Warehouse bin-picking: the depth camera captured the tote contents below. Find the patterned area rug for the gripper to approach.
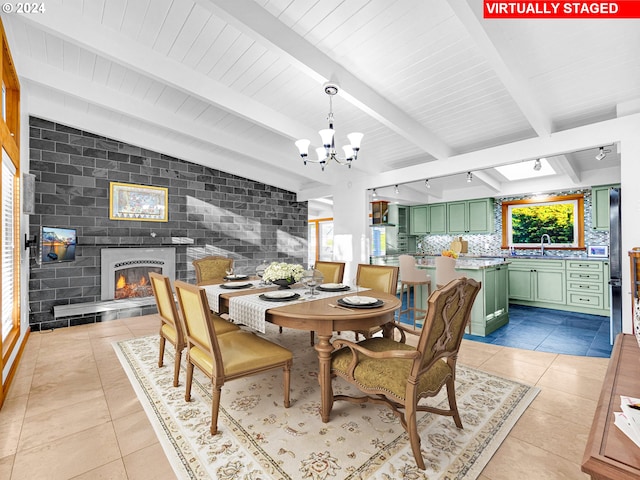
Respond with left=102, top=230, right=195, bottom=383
left=114, top=325, right=539, bottom=479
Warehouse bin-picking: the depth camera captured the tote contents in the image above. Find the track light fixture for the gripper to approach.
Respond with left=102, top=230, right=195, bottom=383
left=466, top=172, right=473, bottom=183
left=425, top=179, right=431, bottom=189
left=394, top=184, right=399, bottom=194
left=533, top=158, right=542, bottom=171
left=372, top=188, right=377, bottom=197
left=595, top=147, right=608, bottom=161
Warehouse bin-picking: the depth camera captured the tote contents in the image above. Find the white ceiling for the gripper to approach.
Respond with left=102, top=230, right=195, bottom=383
left=3, top=0, right=637, bottom=212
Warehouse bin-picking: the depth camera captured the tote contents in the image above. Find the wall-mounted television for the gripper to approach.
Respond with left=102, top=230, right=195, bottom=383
left=41, top=226, right=77, bottom=263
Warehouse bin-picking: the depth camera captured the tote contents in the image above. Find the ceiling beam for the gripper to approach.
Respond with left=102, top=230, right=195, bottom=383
left=548, top=155, right=581, bottom=184
left=449, top=0, right=552, bottom=137
left=472, top=170, right=502, bottom=192
left=203, top=0, right=453, bottom=160
left=11, top=9, right=318, bottom=141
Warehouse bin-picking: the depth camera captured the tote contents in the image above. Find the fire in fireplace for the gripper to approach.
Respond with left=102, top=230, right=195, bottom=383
left=114, top=265, right=162, bottom=299
left=101, top=248, right=176, bottom=301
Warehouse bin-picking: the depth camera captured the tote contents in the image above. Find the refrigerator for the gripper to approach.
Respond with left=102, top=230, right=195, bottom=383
left=609, top=187, right=623, bottom=343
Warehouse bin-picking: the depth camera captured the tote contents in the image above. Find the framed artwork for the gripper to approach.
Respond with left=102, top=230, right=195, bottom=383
left=109, top=182, right=168, bottom=222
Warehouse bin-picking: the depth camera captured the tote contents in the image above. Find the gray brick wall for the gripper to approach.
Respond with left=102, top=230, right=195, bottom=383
left=28, top=116, right=308, bottom=331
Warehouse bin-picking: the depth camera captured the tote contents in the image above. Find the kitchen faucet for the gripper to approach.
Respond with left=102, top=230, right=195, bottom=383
left=540, top=234, right=551, bottom=256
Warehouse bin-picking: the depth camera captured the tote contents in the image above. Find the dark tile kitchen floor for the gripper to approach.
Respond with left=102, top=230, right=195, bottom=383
left=398, top=294, right=612, bottom=358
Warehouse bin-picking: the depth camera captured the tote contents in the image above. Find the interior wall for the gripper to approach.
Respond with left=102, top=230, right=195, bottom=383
left=27, top=116, right=308, bottom=331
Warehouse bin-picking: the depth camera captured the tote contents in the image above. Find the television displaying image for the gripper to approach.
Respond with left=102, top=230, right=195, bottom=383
left=41, top=226, right=77, bottom=263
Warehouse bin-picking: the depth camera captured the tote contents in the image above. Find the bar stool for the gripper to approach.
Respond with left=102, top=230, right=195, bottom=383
left=399, top=255, right=432, bottom=329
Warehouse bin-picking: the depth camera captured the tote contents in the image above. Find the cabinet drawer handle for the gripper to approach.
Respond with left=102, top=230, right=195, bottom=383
left=579, top=298, right=591, bottom=302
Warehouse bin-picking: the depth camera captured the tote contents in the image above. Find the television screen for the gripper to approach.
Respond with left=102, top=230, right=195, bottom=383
left=41, top=226, right=77, bottom=263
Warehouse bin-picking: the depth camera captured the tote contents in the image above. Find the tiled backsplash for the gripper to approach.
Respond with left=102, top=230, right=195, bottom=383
left=417, top=189, right=609, bottom=257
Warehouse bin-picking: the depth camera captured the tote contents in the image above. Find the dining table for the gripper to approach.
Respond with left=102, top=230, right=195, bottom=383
left=201, top=279, right=401, bottom=422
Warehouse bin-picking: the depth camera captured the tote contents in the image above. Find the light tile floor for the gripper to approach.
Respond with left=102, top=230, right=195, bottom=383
left=0, top=315, right=607, bottom=479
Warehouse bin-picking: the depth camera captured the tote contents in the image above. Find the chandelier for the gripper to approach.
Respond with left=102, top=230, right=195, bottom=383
left=294, top=83, right=363, bottom=171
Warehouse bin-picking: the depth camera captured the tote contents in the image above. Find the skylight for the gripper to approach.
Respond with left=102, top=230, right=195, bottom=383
left=495, top=159, right=555, bottom=181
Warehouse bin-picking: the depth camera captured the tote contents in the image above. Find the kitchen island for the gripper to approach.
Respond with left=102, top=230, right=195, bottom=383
left=415, top=257, right=510, bottom=337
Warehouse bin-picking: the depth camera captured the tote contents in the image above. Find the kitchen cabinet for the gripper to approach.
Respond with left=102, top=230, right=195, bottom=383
left=566, top=260, right=604, bottom=310
left=409, top=205, right=428, bottom=235
left=428, top=203, right=447, bottom=234
left=508, top=259, right=565, bottom=305
left=509, top=258, right=610, bottom=316
left=388, top=204, right=409, bottom=234
left=446, top=198, right=494, bottom=234
left=591, top=184, right=619, bottom=231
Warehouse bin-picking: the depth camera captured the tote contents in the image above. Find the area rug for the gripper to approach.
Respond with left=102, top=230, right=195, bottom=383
left=113, top=326, right=539, bottom=479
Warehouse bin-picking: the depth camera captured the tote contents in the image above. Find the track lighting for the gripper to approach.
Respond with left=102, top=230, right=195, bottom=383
left=394, top=184, right=399, bottom=194
left=533, top=159, right=542, bottom=171
left=466, top=172, right=473, bottom=183
left=425, top=179, right=430, bottom=189
left=372, top=188, right=377, bottom=197
left=595, top=147, right=607, bottom=161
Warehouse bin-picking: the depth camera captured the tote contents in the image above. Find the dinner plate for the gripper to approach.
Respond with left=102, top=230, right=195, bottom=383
left=317, top=283, right=350, bottom=292
left=259, top=292, right=300, bottom=302
left=219, top=282, right=252, bottom=289
left=224, top=274, right=249, bottom=281
left=337, top=296, right=384, bottom=309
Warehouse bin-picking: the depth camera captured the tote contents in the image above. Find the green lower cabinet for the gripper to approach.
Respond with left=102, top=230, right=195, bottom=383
left=508, top=258, right=609, bottom=316
left=415, top=264, right=509, bottom=337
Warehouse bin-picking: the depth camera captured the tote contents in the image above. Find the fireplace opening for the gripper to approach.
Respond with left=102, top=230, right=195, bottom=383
left=101, top=248, right=176, bottom=301
left=114, top=265, right=162, bottom=299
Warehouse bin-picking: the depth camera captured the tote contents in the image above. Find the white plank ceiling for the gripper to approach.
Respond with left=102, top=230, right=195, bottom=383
left=2, top=0, right=637, bottom=205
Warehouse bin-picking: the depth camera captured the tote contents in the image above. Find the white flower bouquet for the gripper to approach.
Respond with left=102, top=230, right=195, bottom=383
left=262, top=262, right=305, bottom=283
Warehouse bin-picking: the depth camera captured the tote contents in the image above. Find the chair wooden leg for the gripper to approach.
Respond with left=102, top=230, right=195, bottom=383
left=446, top=378, right=463, bottom=428
left=185, top=361, right=194, bottom=402
left=211, top=383, right=222, bottom=435
left=279, top=326, right=283, bottom=333
left=172, top=348, right=182, bottom=387
left=310, top=331, right=315, bottom=346
left=406, top=401, right=425, bottom=470
left=283, top=361, right=291, bottom=408
left=158, top=336, right=166, bottom=367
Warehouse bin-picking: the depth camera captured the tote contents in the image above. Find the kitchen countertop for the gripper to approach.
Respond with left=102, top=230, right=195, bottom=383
left=416, top=257, right=509, bottom=270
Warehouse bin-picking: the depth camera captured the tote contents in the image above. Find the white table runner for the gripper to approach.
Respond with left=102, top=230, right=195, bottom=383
left=201, top=282, right=260, bottom=313
left=229, top=286, right=366, bottom=333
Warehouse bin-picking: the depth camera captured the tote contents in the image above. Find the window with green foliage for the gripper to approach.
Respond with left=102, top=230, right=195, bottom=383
left=501, top=194, right=585, bottom=249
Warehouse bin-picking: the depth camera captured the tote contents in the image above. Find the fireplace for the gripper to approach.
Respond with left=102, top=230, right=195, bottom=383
left=101, top=248, right=176, bottom=300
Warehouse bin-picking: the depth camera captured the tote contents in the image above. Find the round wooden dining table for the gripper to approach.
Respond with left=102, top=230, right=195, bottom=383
left=217, top=288, right=401, bottom=423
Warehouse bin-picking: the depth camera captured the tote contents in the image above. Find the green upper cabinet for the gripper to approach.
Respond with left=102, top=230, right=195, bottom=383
left=591, top=184, right=619, bottom=231
left=388, top=204, right=409, bottom=233
left=428, top=203, right=447, bottom=234
left=447, top=198, right=494, bottom=234
left=409, top=205, right=428, bottom=235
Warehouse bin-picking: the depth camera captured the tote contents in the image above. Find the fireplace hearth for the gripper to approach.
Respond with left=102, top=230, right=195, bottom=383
left=101, top=248, right=176, bottom=301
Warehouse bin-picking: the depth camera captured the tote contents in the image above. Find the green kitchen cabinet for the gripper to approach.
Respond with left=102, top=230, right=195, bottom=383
left=388, top=204, right=409, bottom=234
left=409, top=205, right=428, bottom=235
left=428, top=203, right=447, bottom=234
left=484, top=264, right=509, bottom=320
left=508, top=259, right=565, bottom=305
left=591, top=184, right=620, bottom=231
left=446, top=198, right=494, bottom=234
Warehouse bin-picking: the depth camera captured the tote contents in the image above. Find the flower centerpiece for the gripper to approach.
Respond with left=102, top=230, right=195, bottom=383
left=262, top=262, right=305, bottom=289
left=441, top=249, right=459, bottom=259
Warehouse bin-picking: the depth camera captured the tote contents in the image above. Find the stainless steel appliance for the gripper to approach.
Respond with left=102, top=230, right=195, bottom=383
left=609, top=187, right=622, bottom=343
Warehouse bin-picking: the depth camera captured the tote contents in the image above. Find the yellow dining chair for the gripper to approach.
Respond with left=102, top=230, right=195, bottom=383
left=149, top=273, right=240, bottom=387
left=192, top=256, right=234, bottom=284
left=352, top=264, right=399, bottom=340
left=174, top=280, right=293, bottom=435
left=330, top=277, right=481, bottom=470
left=314, top=261, right=345, bottom=284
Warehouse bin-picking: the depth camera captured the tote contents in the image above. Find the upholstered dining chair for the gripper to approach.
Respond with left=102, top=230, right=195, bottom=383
left=330, top=277, right=481, bottom=470
left=149, top=272, right=240, bottom=387
left=314, top=261, right=345, bottom=284
left=174, top=280, right=293, bottom=435
left=192, top=256, right=234, bottom=284
left=352, top=264, right=399, bottom=340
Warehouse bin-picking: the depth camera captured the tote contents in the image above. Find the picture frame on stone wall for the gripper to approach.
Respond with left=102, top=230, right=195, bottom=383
left=109, top=182, right=168, bottom=222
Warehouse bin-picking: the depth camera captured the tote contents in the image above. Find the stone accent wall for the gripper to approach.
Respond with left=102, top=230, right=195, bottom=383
left=28, top=116, right=308, bottom=331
